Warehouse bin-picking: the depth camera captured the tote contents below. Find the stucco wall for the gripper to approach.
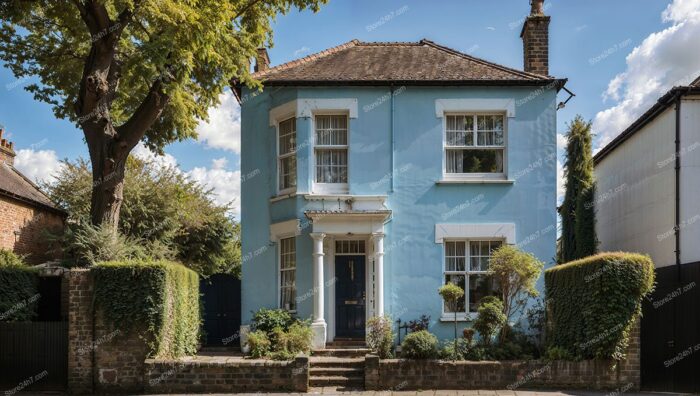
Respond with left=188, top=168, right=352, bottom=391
left=241, top=85, right=557, bottom=340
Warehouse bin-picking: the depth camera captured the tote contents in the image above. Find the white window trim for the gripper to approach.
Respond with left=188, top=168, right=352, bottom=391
left=440, top=112, right=508, bottom=182
left=276, top=117, right=297, bottom=196
left=278, top=236, right=297, bottom=313
left=313, top=111, right=350, bottom=194
left=435, top=223, right=515, bottom=244
left=440, top=238, right=504, bottom=321
left=435, top=98, right=516, bottom=118
left=269, top=98, right=358, bottom=126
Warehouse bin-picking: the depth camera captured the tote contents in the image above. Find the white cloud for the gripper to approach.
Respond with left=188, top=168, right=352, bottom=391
left=196, top=91, right=241, bottom=153
left=188, top=160, right=241, bottom=217
left=557, top=159, right=565, bottom=203
left=131, top=142, right=178, bottom=169
left=593, top=0, right=700, bottom=150
left=14, top=149, right=64, bottom=184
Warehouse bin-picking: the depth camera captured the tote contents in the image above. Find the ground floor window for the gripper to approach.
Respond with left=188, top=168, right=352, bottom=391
left=279, top=237, right=296, bottom=311
left=444, top=240, right=501, bottom=314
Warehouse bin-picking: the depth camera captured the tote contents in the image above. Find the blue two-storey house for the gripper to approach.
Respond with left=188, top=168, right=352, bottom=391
left=235, top=2, right=566, bottom=349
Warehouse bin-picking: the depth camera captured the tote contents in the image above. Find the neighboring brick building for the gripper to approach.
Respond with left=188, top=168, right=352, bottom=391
left=0, top=128, right=66, bottom=264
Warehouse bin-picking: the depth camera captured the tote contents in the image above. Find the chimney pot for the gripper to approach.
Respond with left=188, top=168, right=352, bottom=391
left=531, top=0, right=545, bottom=15
left=254, top=48, right=270, bottom=73
left=0, top=128, right=16, bottom=166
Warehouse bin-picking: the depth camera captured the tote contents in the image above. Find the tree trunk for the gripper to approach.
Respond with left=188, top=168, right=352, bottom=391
left=87, top=129, right=128, bottom=231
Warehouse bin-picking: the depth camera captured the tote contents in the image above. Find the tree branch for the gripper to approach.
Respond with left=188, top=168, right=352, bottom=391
left=116, top=78, right=170, bottom=149
left=233, top=0, right=268, bottom=19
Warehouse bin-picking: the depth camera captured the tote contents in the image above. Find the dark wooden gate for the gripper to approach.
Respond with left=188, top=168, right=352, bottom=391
left=641, top=262, right=700, bottom=393
left=201, top=274, right=241, bottom=347
left=0, top=321, right=68, bottom=391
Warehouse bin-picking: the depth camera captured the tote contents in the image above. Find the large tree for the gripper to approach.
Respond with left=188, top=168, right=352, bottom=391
left=0, top=0, right=324, bottom=231
left=559, top=115, right=597, bottom=263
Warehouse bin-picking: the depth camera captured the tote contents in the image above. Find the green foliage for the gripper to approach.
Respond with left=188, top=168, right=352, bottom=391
left=401, top=330, right=438, bottom=359
left=439, top=282, right=464, bottom=344
left=0, top=249, right=26, bottom=267
left=276, top=321, right=312, bottom=357
left=246, top=330, right=272, bottom=358
left=560, top=115, right=597, bottom=263
left=544, top=346, right=574, bottom=361
left=575, top=183, right=598, bottom=259
left=473, top=296, right=506, bottom=346
left=366, top=315, right=394, bottom=359
left=545, top=252, right=654, bottom=360
left=45, top=157, right=241, bottom=276
left=93, top=260, right=200, bottom=358
left=250, top=308, right=295, bottom=336
left=438, top=338, right=469, bottom=360
left=489, top=245, right=544, bottom=337
left=0, top=252, right=38, bottom=322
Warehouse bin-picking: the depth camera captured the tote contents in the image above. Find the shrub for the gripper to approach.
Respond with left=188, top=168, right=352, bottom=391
left=462, top=328, right=475, bottom=344
left=401, top=330, right=438, bottom=359
left=0, top=251, right=38, bottom=322
left=58, top=222, right=151, bottom=266
left=439, top=282, right=464, bottom=345
left=473, top=296, right=506, bottom=346
left=488, top=245, right=543, bottom=340
left=544, top=346, right=574, bottom=361
left=406, top=315, right=431, bottom=333
left=93, top=260, right=200, bottom=358
left=247, top=330, right=271, bottom=358
left=251, top=308, right=295, bottom=337
left=366, top=315, right=394, bottom=358
left=278, top=321, right=313, bottom=355
left=439, top=338, right=468, bottom=360
left=545, top=252, right=654, bottom=360
left=0, top=249, right=26, bottom=267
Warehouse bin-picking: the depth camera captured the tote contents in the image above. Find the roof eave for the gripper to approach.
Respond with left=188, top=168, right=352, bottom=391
left=253, top=78, right=566, bottom=88
left=593, top=86, right=700, bottom=165
left=0, top=188, right=68, bottom=217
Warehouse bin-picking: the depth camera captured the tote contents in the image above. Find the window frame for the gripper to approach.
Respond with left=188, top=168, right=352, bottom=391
left=313, top=111, right=350, bottom=194
left=441, top=238, right=503, bottom=321
left=276, top=116, right=297, bottom=196
left=278, top=236, right=297, bottom=313
left=441, top=112, right=508, bottom=181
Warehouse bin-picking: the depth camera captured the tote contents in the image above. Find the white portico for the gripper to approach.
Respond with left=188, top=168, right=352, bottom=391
left=304, top=195, right=390, bottom=349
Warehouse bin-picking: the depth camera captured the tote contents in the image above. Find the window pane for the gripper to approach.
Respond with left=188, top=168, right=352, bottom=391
left=445, top=149, right=503, bottom=173
left=469, top=275, right=499, bottom=313
left=446, top=115, right=474, bottom=147
left=315, top=149, right=348, bottom=183
left=279, top=156, right=297, bottom=190
left=315, top=115, right=347, bottom=146
left=444, top=275, right=466, bottom=313
left=476, top=115, right=504, bottom=147
left=278, top=118, right=296, bottom=155
left=280, top=237, right=296, bottom=311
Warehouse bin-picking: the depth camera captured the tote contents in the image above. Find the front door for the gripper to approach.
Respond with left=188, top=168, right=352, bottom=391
left=201, top=274, right=241, bottom=346
left=335, top=255, right=366, bottom=338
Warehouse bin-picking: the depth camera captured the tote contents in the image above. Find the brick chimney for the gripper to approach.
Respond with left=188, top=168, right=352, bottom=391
left=521, top=0, right=550, bottom=76
left=254, top=48, right=270, bottom=73
left=0, top=128, right=15, bottom=166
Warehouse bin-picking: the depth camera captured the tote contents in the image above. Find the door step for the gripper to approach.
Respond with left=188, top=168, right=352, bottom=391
left=312, top=348, right=370, bottom=358
left=309, top=357, right=365, bottom=389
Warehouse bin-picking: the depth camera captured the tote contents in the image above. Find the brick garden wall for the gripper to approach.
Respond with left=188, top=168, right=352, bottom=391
left=366, top=320, right=641, bottom=391
left=67, top=269, right=151, bottom=395
left=0, top=196, right=64, bottom=264
left=144, top=355, right=309, bottom=393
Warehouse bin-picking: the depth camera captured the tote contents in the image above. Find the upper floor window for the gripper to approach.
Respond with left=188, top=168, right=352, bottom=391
left=315, top=114, right=348, bottom=185
left=444, top=114, right=505, bottom=175
left=443, top=240, right=501, bottom=315
left=277, top=118, right=297, bottom=192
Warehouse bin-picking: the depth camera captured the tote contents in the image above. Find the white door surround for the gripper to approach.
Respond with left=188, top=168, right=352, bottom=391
left=306, top=211, right=389, bottom=348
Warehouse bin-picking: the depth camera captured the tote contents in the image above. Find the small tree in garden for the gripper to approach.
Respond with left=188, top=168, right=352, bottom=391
left=439, top=282, right=464, bottom=347
left=489, top=245, right=544, bottom=340
left=366, top=315, right=394, bottom=359
left=473, top=296, right=506, bottom=346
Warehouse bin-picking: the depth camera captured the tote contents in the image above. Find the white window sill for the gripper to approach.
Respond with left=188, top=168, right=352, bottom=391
left=437, top=179, right=514, bottom=185
left=440, top=314, right=477, bottom=322
left=270, top=191, right=298, bottom=203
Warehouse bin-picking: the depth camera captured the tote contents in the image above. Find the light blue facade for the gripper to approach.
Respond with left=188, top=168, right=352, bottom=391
left=240, top=84, right=557, bottom=342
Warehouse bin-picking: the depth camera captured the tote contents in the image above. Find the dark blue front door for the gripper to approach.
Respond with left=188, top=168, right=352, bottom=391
left=335, top=255, right=366, bottom=338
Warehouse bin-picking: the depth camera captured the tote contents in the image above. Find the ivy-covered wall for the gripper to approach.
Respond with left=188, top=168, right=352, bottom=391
left=545, top=252, right=654, bottom=360
left=0, top=264, right=38, bottom=321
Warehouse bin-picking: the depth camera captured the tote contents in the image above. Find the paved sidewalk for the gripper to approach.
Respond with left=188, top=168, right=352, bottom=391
left=142, top=390, right=689, bottom=396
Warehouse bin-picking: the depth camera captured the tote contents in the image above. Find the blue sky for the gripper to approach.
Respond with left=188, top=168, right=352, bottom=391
left=1, top=0, right=699, bottom=215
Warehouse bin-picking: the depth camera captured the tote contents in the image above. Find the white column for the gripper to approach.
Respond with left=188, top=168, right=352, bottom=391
left=310, top=232, right=327, bottom=349
left=372, top=232, right=385, bottom=317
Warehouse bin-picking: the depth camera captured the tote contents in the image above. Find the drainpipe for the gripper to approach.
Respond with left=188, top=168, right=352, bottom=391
left=674, top=94, right=682, bottom=282
left=390, top=85, right=395, bottom=193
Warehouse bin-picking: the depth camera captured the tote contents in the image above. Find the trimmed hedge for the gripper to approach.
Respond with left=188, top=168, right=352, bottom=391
left=93, top=260, right=200, bottom=358
left=0, top=263, right=39, bottom=321
left=545, top=252, right=654, bottom=360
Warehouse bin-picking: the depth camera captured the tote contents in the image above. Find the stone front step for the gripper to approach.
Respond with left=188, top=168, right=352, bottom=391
left=312, top=348, right=370, bottom=358
left=309, top=356, right=365, bottom=389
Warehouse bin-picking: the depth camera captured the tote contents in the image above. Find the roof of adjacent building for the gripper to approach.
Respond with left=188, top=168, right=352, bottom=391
left=0, top=162, right=66, bottom=215
left=236, top=39, right=566, bottom=97
left=593, top=83, right=700, bottom=164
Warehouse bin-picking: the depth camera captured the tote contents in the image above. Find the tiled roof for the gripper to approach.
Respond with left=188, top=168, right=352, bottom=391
left=692, top=75, right=700, bottom=87
left=0, top=162, right=65, bottom=214
left=252, top=39, right=561, bottom=85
